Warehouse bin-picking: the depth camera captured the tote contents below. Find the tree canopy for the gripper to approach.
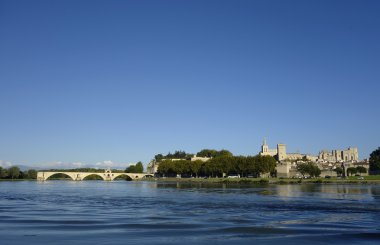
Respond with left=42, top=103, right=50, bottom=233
left=196, top=149, right=233, bottom=158
left=369, top=147, right=380, bottom=172
left=0, top=166, right=38, bottom=180
left=157, top=155, right=276, bottom=178
left=356, top=166, right=367, bottom=174
left=154, top=151, right=193, bottom=162
left=334, top=167, right=344, bottom=176
left=346, top=167, right=357, bottom=176
left=125, top=162, right=144, bottom=173
left=154, top=149, right=234, bottom=163
left=296, top=162, right=321, bottom=177
left=8, top=166, right=20, bottom=179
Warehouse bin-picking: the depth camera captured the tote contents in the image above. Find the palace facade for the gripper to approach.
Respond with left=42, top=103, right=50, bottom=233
left=259, top=139, right=358, bottom=163
left=318, top=147, right=359, bottom=162
left=259, top=139, right=317, bottom=162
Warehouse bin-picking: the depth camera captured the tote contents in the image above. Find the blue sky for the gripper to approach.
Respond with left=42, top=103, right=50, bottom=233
left=0, top=0, right=379, bottom=168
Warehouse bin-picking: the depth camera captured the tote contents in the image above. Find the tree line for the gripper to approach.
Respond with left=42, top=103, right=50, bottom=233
left=154, top=149, right=233, bottom=162
left=157, top=155, right=277, bottom=178
left=0, top=166, right=37, bottom=179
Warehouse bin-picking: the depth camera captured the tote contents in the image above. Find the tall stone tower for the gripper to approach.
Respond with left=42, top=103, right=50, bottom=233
left=277, top=144, right=287, bottom=161
left=262, top=138, right=269, bottom=153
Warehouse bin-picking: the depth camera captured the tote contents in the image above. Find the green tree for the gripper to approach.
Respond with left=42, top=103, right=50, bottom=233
left=27, top=169, right=38, bottom=179
left=135, top=162, right=144, bottom=173
left=166, top=151, right=192, bottom=159
left=190, top=160, right=204, bottom=178
left=346, top=167, right=357, bottom=176
left=8, top=166, right=20, bottom=179
left=173, top=160, right=190, bottom=176
left=311, top=165, right=321, bottom=177
left=154, top=154, right=164, bottom=162
left=157, top=160, right=176, bottom=176
left=246, top=156, right=258, bottom=176
left=197, top=149, right=218, bottom=158
left=369, top=147, right=380, bottom=172
left=356, top=166, right=367, bottom=175
left=218, top=150, right=233, bottom=158
left=236, top=156, right=248, bottom=177
left=125, top=165, right=136, bottom=173
left=334, top=167, right=344, bottom=176
left=296, top=162, right=321, bottom=177
left=257, top=155, right=277, bottom=175
left=203, top=158, right=222, bottom=177
left=0, top=167, right=8, bottom=179
left=196, top=149, right=233, bottom=158
left=297, top=163, right=309, bottom=177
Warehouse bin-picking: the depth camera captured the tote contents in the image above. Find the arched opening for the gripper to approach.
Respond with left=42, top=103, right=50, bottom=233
left=113, top=174, right=132, bottom=181
left=143, top=174, right=154, bottom=179
left=82, top=174, right=104, bottom=181
left=46, top=173, right=74, bottom=180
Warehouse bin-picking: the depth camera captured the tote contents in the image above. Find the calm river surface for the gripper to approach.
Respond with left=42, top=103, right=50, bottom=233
left=1, top=181, right=380, bottom=244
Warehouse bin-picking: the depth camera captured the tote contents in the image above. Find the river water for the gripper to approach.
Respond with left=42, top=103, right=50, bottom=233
left=0, top=181, right=379, bottom=244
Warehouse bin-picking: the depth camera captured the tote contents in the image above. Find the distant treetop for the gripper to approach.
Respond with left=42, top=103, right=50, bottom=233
left=154, top=151, right=193, bottom=162
left=196, top=149, right=233, bottom=158
left=154, top=149, right=234, bottom=162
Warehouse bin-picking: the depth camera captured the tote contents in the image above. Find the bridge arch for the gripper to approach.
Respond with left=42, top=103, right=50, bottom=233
left=44, top=172, right=76, bottom=181
left=81, top=173, right=106, bottom=180
left=110, top=173, right=134, bottom=181
left=110, top=173, right=148, bottom=180
left=113, top=174, right=132, bottom=181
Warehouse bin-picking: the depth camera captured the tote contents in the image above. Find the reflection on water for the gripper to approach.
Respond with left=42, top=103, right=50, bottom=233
left=274, top=184, right=374, bottom=199
left=0, top=181, right=380, bottom=244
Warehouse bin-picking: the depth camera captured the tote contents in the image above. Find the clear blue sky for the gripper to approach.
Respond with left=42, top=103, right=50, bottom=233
left=0, top=0, right=379, bottom=168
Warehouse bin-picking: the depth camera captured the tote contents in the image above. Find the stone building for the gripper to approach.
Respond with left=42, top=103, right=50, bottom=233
left=318, top=147, right=359, bottom=163
left=260, top=139, right=279, bottom=158
left=259, top=139, right=315, bottom=162
left=190, top=155, right=211, bottom=162
left=260, top=139, right=288, bottom=161
left=259, top=139, right=358, bottom=164
left=147, top=160, right=159, bottom=174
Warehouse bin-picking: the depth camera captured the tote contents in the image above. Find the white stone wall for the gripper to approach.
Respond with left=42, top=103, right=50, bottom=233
left=276, top=162, right=291, bottom=177
left=190, top=156, right=211, bottom=162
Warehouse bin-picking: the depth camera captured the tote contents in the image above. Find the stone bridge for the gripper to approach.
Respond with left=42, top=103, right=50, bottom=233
left=37, top=170, right=152, bottom=181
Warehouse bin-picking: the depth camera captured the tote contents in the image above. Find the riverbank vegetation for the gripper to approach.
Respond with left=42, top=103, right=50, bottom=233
left=0, top=166, right=37, bottom=180
left=157, top=155, right=277, bottom=178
